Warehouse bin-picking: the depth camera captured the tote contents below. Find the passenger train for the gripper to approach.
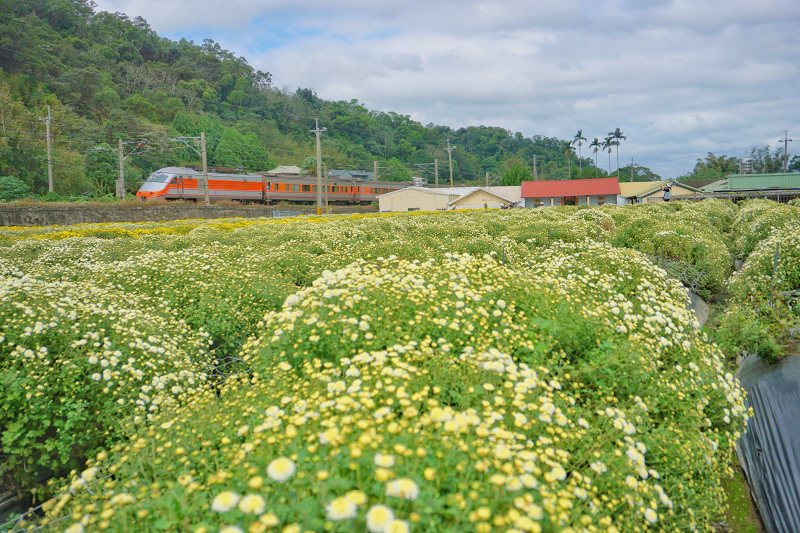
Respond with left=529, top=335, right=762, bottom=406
left=136, top=167, right=409, bottom=204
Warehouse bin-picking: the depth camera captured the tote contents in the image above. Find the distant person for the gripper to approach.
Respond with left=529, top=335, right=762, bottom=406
left=663, top=184, right=672, bottom=202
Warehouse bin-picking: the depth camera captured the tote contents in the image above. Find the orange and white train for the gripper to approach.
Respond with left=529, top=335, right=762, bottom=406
left=136, top=167, right=409, bottom=204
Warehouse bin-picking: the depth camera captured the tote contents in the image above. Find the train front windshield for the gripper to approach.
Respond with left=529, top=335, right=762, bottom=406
left=139, top=172, right=173, bottom=192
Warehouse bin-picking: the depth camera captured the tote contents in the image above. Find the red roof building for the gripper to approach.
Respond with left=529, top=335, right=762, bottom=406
left=521, top=177, right=620, bottom=207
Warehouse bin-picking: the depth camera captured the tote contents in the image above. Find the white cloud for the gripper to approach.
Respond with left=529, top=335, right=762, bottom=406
left=94, top=0, right=800, bottom=177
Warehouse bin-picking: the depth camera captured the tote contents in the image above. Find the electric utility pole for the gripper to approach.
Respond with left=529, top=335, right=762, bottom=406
left=629, top=158, right=635, bottom=182
left=170, top=134, right=209, bottom=205
left=532, top=155, right=538, bottom=181
left=779, top=130, right=793, bottom=172
left=485, top=172, right=490, bottom=187
left=117, top=139, right=147, bottom=198
left=312, top=118, right=326, bottom=214
left=446, top=140, right=454, bottom=187
left=374, top=160, right=379, bottom=181
left=117, top=139, right=125, bottom=198
left=434, top=158, right=439, bottom=187
left=200, top=131, right=209, bottom=205
left=42, top=105, right=53, bottom=193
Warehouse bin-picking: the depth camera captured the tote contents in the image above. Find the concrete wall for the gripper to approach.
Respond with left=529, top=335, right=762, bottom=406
left=0, top=204, right=375, bottom=226
left=378, top=191, right=454, bottom=212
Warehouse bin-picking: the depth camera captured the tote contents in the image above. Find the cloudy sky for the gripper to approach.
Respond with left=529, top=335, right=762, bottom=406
left=95, top=0, right=799, bottom=178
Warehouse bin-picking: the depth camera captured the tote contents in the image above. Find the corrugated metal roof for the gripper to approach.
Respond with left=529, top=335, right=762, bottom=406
left=267, top=165, right=302, bottom=174
left=727, top=173, right=800, bottom=190
left=700, top=179, right=730, bottom=192
left=521, top=178, right=620, bottom=198
left=619, top=181, right=664, bottom=198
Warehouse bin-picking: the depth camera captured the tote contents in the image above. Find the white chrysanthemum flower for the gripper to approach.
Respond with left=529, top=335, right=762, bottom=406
left=644, top=508, right=658, bottom=523
left=267, top=457, right=296, bottom=482
left=366, top=504, right=395, bottom=532
left=385, top=478, right=419, bottom=500
left=238, top=494, right=265, bottom=514
left=387, top=519, right=410, bottom=533
left=211, top=491, right=240, bottom=512
left=326, top=496, right=358, bottom=521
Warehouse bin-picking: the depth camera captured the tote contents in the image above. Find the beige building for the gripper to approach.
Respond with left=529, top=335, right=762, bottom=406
left=618, top=181, right=699, bottom=204
left=377, top=186, right=521, bottom=212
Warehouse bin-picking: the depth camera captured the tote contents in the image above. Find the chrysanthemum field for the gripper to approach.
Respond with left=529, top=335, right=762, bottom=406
left=1, top=199, right=799, bottom=532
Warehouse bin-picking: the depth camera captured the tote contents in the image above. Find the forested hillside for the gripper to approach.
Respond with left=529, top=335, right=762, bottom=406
left=0, top=0, right=618, bottom=198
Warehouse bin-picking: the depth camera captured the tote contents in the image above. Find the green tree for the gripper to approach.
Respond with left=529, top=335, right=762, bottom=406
left=500, top=157, right=531, bottom=185
left=617, top=164, right=661, bottom=182
left=85, top=143, right=117, bottom=196
left=0, top=176, right=31, bottom=201
left=789, top=155, right=800, bottom=173
left=609, top=128, right=626, bottom=173
left=572, top=129, right=587, bottom=173
left=561, top=141, right=574, bottom=178
left=685, top=153, right=740, bottom=181
left=748, top=145, right=785, bottom=173
left=602, top=136, right=614, bottom=174
left=589, top=138, right=602, bottom=177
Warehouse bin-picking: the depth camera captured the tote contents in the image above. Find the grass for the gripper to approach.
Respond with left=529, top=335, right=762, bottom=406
left=721, top=461, right=762, bottom=532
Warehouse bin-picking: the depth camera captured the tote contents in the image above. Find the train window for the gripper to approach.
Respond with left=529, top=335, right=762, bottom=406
left=301, top=184, right=310, bottom=192
left=332, top=186, right=339, bottom=193
left=292, top=184, right=300, bottom=192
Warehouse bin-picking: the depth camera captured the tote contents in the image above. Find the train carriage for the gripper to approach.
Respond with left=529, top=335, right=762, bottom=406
left=136, top=167, right=409, bottom=204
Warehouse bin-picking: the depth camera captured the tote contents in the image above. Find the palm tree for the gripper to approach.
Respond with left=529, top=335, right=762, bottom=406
left=589, top=137, right=601, bottom=176
left=609, top=128, right=626, bottom=173
left=562, top=140, right=574, bottom=178
left=572, top=129, right=587, bottom=174
left=602, top=136, right=614, bottom=174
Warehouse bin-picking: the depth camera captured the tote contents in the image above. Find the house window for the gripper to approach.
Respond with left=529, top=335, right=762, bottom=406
left=562, top=196, right=577, bottom=206
left=597, top=195, right=606, bottom=205
left=408, top=207, right=420, bottom=211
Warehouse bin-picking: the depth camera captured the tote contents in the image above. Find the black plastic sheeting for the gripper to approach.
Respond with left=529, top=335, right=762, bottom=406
left=736, top=354, right=800, bottom=533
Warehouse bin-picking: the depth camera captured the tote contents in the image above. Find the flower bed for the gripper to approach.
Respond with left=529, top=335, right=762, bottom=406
left=38, top=247, right=747, bottom=531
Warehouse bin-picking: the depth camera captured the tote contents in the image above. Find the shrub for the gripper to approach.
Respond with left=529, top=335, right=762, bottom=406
left=0, top=176, right=31, bottom=202
left=0, top=274, right=212, bottom=492
left=730, top=200, right=800, bottom=259
left=715, top=306, right=783, bottom=363
left=40, top=249, right=747, bottom=531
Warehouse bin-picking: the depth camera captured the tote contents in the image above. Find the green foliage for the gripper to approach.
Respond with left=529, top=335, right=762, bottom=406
left=500, top=156, right=531, bottom=185
left=682, top=153, right=740, bottom=181
left=717, top=218, right=800, bottom=362
left=0, top=275, right=212, bottom=492
left=0, top=1, right=607, bottom=194
left=730, top=199, right=800, bottom=259
left=748, top=145, right=786, bottom=174
left=715, top=306, right=783, bottom=363
left=1, top=219, right=747, bottom=531
left=85, top=143, right=117, bottom=196
left=616, top=164, right=661, bottom=182
left=608, top=202, right=733, bottom=297
left=0, top=175, right=31, bottom=201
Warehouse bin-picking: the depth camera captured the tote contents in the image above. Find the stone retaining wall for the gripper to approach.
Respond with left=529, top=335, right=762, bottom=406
left=0, top=204, right=375, bottom=226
